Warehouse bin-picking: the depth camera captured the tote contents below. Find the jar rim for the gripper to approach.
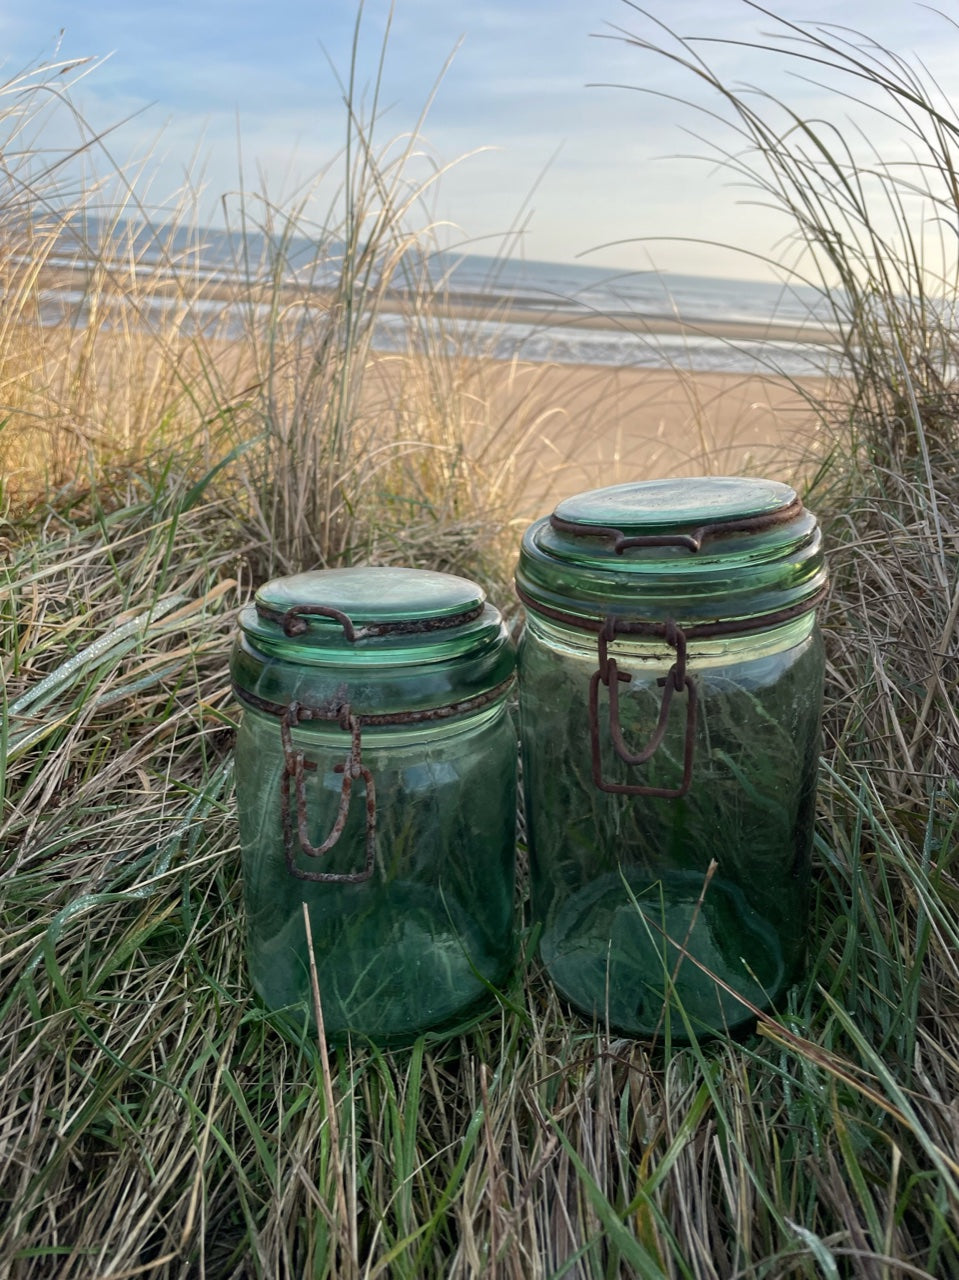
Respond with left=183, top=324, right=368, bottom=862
left=516, top=475, right=827, bottom=627
left=232, top=565, right=516, bottom=716
left=552, top=476, right=798, bottom=535
left=240, top=566, right=502, bottom=665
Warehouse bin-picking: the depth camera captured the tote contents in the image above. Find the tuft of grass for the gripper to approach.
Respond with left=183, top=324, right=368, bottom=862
left=604, top=3, right=959, bottom=772
left=5, top=483, right=958, bottom=1278
left=0, top=36, right=546, bottom=596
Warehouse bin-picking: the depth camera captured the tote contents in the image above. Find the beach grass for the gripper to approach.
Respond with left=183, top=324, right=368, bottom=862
left=2, top=8, right=959, bottom=1278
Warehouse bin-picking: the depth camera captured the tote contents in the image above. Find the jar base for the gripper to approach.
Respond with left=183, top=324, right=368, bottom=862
left=539, top=868, right=786, bottom=1039
left=248, top=880, right=511, bottom=1044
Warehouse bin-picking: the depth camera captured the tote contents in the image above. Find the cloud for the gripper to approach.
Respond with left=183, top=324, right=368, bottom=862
left=4, top=0, right=959, bottom=275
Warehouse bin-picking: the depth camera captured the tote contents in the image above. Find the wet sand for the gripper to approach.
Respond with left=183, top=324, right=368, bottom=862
left=36, top=263, right=839, bottom=347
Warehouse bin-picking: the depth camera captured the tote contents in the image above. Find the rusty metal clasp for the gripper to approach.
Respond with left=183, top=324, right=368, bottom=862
left=588, top=616, right=698, bottom=799
left=279, top=700, right=376, bottom=883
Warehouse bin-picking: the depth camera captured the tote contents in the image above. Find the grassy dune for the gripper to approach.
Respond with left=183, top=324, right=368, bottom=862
left=2, top=11, right=959, bottom=1279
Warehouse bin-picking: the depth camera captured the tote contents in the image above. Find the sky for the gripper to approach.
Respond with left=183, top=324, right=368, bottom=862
left=2, top=0, right=958, bottom=280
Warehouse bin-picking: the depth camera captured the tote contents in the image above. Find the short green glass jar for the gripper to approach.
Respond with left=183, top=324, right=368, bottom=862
left=516, top=477, right=827, bottom=1039
left=231, top=566, right=517, bottom=1044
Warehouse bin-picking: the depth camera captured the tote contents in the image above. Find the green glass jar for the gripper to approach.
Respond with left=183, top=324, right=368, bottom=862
left=231, top=566, right=517, bottom=1044
left=516, top=477, right=827, bottom=1039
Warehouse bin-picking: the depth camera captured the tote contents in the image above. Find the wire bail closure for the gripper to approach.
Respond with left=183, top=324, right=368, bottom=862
left=280, top=700, right=376, bottom=883
left=552, top=505, right=800, bottom=800
left=240, top=582, right=515, bottom=884
left=525, top=493, right=819, bottom=802
left=588, top=616, right=698, bottom=799
left=549, top=496, right=804, bottom=554
left=234, top=671, right=514, bottom=885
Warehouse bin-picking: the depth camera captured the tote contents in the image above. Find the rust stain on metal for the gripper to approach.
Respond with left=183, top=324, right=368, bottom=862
left=514, top=584, right=827, bottom=641
left=589, top=615, right=698, bottom=800
left=234, top=678, right=514, bottom=727
left=234, top=678, right=515, bottom=883
left=254, top=600, right=485, bottom=641
left=550, top=495, right=805, bottom=556
left=280, top=701, right=377, bottom=884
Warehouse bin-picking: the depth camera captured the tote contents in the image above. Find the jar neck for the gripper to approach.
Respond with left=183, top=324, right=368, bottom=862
left=523, top=607, right=817, bottom=665
left=234, top=679, right=514, bottom=742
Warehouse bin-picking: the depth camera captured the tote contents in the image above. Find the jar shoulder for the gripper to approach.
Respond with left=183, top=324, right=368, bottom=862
left=518, top=616, right=824, bottom=688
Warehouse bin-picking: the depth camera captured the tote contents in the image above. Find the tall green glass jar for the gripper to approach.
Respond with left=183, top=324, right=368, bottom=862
left=516, top=477, right=827, bottom=1039
left=231, top=566, right=517, bottom=1044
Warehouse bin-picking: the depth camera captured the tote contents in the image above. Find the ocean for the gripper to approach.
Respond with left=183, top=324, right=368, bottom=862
left=39, top=219, right=841, bottom=378
left=380, top=252, right=839, bottom=378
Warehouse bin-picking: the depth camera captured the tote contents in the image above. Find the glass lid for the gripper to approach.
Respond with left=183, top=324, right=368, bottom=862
left=553, top=476, right=798, bottom=533
left=254, top=566, right=485, bottom=630
left=238, top=565, right=503, bottom=668
left=517, top=476, right=826, bottom=627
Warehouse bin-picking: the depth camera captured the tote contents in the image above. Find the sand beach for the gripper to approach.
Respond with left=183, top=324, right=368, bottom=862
left=21, top=260, right=833, bottom=520
left=481, top=360, right=827, bottom=516
left=364, top=347, right=830, bottom=523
